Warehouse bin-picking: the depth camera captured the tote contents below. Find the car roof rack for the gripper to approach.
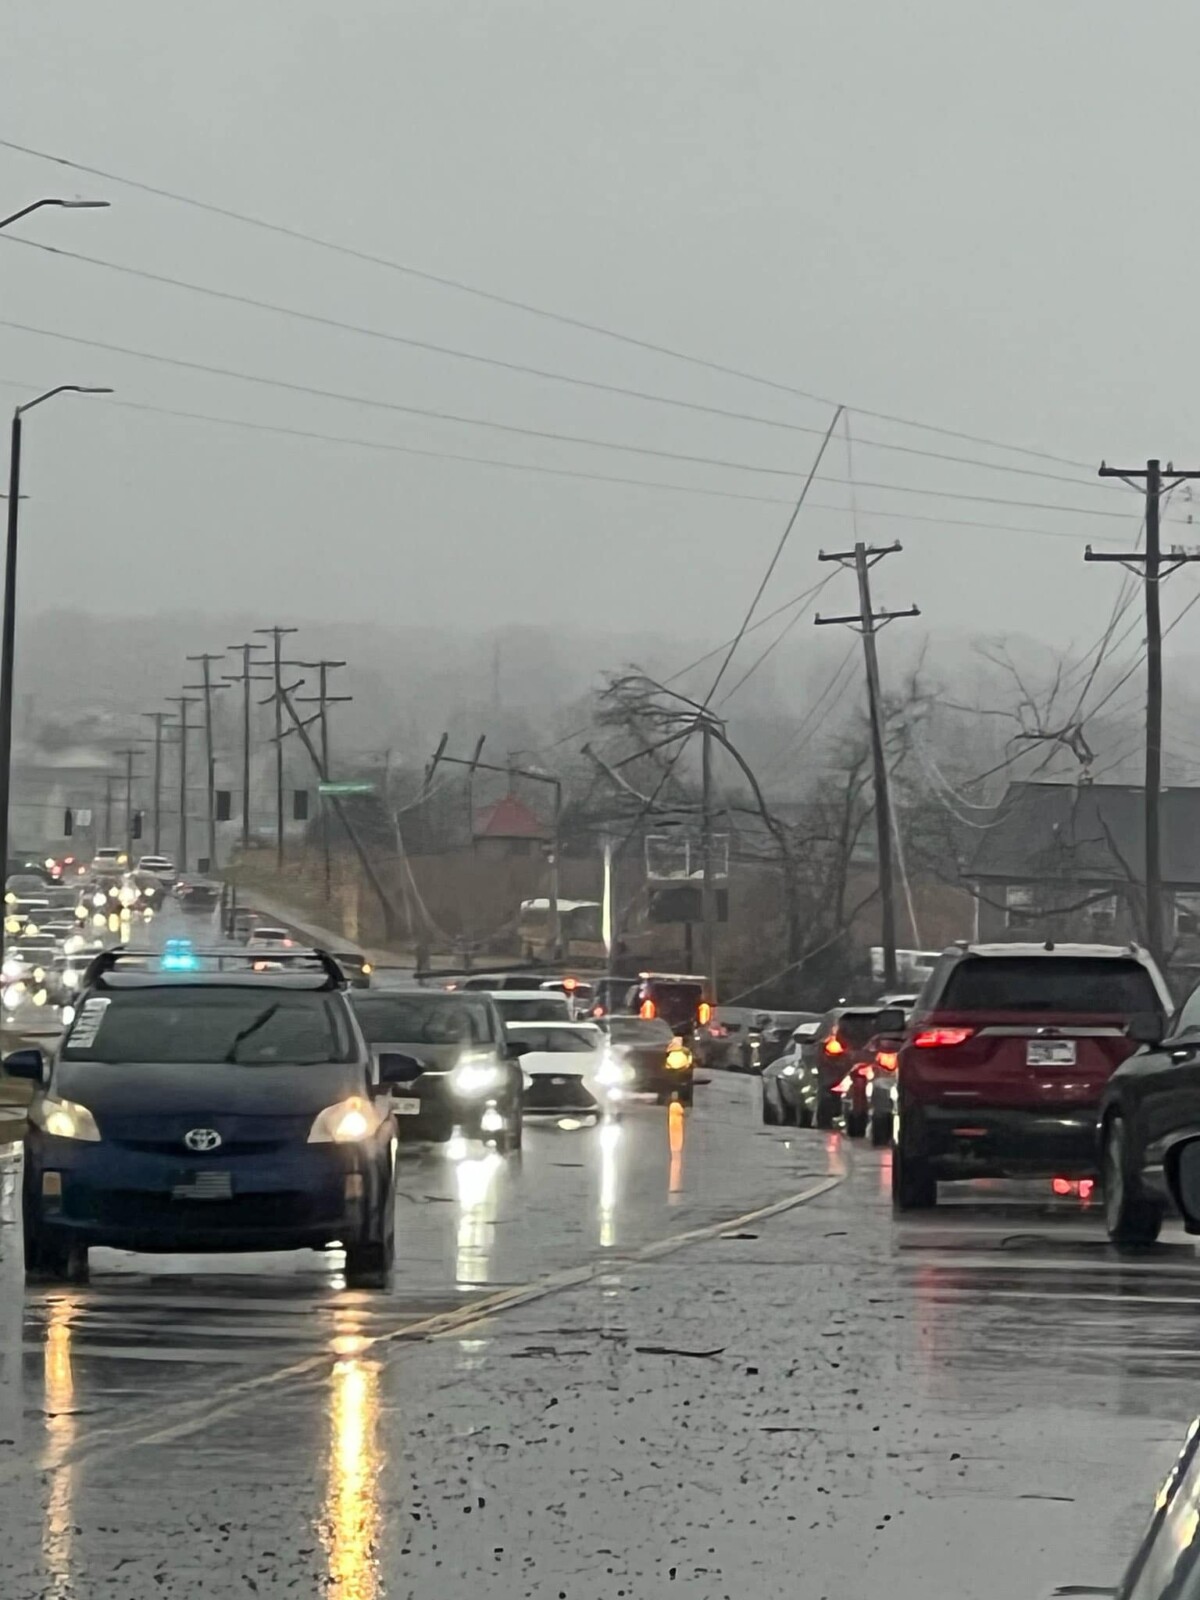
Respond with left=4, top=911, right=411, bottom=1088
left=82, top=945, right=347, bottom=991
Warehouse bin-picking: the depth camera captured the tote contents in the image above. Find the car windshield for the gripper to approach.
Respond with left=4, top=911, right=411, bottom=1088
left=940, top=956, right=1161, bottom=1014
left=494, top=997, right=570, bottom=1021
left=508, top=1026, right=598, bottom=1053
left=833, top=1012, right=884, bottom=1046
left=352, top=994, right=494, bottom=1045
left=60, top=988, right=354, bottom=1065
left=605, top=1017, right=673, bottom=1043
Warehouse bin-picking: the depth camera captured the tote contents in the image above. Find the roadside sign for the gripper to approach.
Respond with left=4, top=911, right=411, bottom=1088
left=318, top=781, right=375, bottom=796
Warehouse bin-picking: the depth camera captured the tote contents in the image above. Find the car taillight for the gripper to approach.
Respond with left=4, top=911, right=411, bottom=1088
left=912, top=1027, right=974, bottom=1048
left=640, top=1000, right=656, bottom=1020
left=697, top=1001, right=712, bottom=1026
left=852, top=1062, right=872, bottom=1079
left=876, top=1050, right=898, bottom=1071
left=823, top=1036, right=845, bottom=1057
left=833, top=1075, right=852, bottom=1094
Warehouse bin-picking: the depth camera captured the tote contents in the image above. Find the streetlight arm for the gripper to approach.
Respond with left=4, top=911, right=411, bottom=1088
left=0, top=198, right=110, bottom=232
left=16, top=384, right=112, bottom=419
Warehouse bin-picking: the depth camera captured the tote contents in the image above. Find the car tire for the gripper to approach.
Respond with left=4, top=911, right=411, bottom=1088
left=815, top=1093, right=837, bottom=1130
left=844, top=1111, right=868, bottom=1139
left=23, top=1215, right=88, bottom=1283
left=796, top=1101, right=814, bottom=1129
left=1103, top=1115, right=1163, bottom=1248
left=892, top=1142, right=937, bottom=1211
left=344, top=1189, right=396, bottom=1290
left=674, top=1086, right=694, bottom=1107
left=870, top=1112, right=894, bottom=1148
left=762, top=1090, right=780, bottom=1126
left=779, top=1096, right=798, bottom=1127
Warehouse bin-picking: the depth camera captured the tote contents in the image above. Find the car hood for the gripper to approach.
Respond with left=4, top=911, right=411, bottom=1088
left=49, top=1060, right=367, bottom=1116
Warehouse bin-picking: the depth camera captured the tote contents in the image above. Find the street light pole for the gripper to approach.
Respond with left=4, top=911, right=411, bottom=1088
left=0, top=386, right=111, bottom=926
left=0, top=198, right=109, bottom=232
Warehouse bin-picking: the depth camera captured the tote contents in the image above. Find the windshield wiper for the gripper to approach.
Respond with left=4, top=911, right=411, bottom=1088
left=224, top=1004, right=280, bottom=1062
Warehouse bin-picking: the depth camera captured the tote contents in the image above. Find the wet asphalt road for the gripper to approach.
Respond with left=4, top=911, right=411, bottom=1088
left=3, top=1062, right=1200, bottom=1598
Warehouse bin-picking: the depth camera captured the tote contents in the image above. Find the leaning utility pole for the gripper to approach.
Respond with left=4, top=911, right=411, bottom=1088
left=1088, top=460, right=1200, bottom=966
left=165, top=696, right=198, bottom=873
left=186, top=654, right=228, bottom=873
left=224, top=642, right=269, bottom=852
left=816, top=541, right=920, bottom=991
left=254, top=625, right=298, bottom=870
left=700, top=720, right=716, bottom=998
left=296, top=660, right=350, bottom=903
left=140, top=712, right=175, bottom=856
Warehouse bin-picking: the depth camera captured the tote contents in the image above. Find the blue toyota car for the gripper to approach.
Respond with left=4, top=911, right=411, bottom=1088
left=8, top=945, right=401, bottom=1288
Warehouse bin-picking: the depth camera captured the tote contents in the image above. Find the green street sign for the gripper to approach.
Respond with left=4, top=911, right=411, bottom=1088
left=318, top=781, right=376, bottom=796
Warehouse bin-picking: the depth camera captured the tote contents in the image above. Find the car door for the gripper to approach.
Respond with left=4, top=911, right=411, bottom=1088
left=1131, top=986, right=1200, bottom=1171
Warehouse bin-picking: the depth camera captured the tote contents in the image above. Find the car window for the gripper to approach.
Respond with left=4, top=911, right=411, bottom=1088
left=834, top=1013, right=883, bottom=1047
left=605, top=1017, right=673, bottom=1043
left=939, top=956, right=1160, bottom=1014
left=352, top=995, right=494, bottom=1045
left=61, top=989, right=355, bottom=1065
left=496, top=997, right=570, bottom=1021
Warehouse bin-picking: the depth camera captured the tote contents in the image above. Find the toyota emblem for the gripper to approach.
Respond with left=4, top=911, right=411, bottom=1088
left=184, top=1128, right=222, bottom=1153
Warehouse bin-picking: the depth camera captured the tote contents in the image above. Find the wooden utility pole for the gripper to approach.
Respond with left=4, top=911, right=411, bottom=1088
left=185, top=654, right=228, bottom=873
left=816, top=541, right=919, bottom=990
left=254, top=626, right=298, bottom=869
left=223, top=642, right=269, bottom=853
left=1087, top=460, right=1200, bottom=966
left=141, top=712, right=175, bottom=856
left=296, top=660, right=350, bottom=904
left=700, top=720, right=716, bottom=1000
left=112, top=746, right=146, bottom=858
left=165, top=696, right=198, bottom=872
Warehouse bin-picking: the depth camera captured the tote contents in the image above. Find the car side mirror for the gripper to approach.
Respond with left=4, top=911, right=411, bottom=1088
left=4, top=1047, right=44, bottom=1082
left=506, top=1040, right=530, bottom=1059
left=1128, top=1013, right=1165, bottom=1048
left=875, top=1008, right=907, bottom=1037
left=376, top=1051, right=425, bottom=1086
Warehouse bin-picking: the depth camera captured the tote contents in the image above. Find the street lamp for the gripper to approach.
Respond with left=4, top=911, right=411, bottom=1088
left=0, top=198, right=109, bottom=232
left=0, top=386, right=112, bottom=916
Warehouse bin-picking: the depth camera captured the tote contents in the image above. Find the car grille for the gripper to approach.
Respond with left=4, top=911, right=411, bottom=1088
left=77, top=1190, right=326, bottom=1230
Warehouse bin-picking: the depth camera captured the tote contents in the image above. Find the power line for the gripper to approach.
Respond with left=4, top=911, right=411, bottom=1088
left=716, top=573, right=837, bottom=707
left=0, top=317, right=1152, bottom=517
left=0, top=235, right=1128, bottom=495
left=0, top=132, right=1099, bottom=472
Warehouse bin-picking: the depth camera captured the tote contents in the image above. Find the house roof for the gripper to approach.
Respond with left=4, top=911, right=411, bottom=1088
left=970, top=781, right=1200, bottom=886
left=474, top=793, right=546, bottom=840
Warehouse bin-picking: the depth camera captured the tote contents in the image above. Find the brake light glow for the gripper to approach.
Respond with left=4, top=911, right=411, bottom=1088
left=824, top=1036, right=845, bottom=1057
left=640, top=1000, right=656, bottom=1020
left=697, top=1001, right=712, bottom=1026
left=876, top=1050, right=898, bottom=1071
left=833, top=1076, right=852, bottom=1094
left=913, top=1027, right=974, bottom=1048
left=1051, top=1176, right=1072, bottom=1196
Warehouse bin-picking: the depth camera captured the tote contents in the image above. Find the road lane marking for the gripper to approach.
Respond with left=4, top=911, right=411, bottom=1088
left=0, top=1171, right=842, bottom=1482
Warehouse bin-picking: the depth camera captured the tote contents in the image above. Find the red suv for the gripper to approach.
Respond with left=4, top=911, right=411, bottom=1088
left=892, top=942, right=1171, bottom=1211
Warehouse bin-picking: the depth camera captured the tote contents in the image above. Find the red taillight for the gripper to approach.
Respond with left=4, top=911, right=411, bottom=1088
left=852, top=1062, right=872, bottom=1079
left=1051, top=1177, right=1072, bottom=1196
left=876, top=1050, right=898, bottom=1071
left=912, top=1027, right=974, bottom=1048
left=833, top=1075, right=852, bottom=1094
left=824, top=1036, right=846, bottom=1057
left=563, top=976, right=577, bottom=993
left=640, top=1000, right=656, bottom=1020
left=1079, top=1178, right=1095, bottom=1201
left=697, top=1001, right=712, bottom=1026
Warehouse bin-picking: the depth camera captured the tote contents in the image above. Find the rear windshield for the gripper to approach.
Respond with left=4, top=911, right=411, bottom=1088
left=494, top=996, right=570, bottom=1021
left=352, top=994, right=495, bottom=1045
left=832, top=1012, right=884, bottom=1046
left=507, top=1026, right=599, bottom=1053
left=605, top=1017, right=673, bottom=1043
left=644, top=981, right=703, bottom=1022
left=939, top=956, right=1160, bottom=1014
left=61, top=989, right=355, bottom=1065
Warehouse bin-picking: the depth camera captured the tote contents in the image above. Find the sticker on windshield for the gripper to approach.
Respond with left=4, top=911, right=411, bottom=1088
left=66, top=996, right=110, bottom=1049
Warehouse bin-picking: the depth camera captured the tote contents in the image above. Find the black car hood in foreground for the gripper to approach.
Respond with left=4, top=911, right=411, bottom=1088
left=49, top=1060, right=366, bottom=1118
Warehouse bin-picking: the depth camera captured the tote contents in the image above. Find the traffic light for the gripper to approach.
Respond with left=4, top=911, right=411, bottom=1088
left=293, top=789, right=309, bottom=821
left=215, top=789, right=232, bottom=822
left=63, top=808, right=73, bottom=837
left=131, top=810, right=144, bottom=840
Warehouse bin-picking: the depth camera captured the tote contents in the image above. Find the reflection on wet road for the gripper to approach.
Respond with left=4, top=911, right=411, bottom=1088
left=3, top=1071, right=1200, bottom=1597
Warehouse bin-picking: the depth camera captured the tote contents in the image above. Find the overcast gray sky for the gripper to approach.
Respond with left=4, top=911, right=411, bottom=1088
left=3, top=0, right=1199, bottom=664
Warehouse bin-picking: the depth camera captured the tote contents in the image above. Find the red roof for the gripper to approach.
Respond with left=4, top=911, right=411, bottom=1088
left=474, top=793, right=546, bottom=840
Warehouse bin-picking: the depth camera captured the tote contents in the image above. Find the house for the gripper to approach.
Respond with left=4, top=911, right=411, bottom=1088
left=968, top=780, right=1200, bottom=954
left=473, top=793, right=547, bottom=861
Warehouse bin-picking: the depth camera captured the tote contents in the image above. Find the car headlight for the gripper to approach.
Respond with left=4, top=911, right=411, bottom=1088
left=32, top=1095, right=100, bottom=1142
left=596, top=1052, right=635, bottom=1087
left=2, top=958, right=25, bottom=980
left=781, top=1064, right=797, bottom=1077
left=665, top=1045, right=692, bottom=1070
left=1, top=983, right=24, bottom=1010
left=61, top=968, right=80, bottom=988
left=91, top=893, right=106, bottom=908
left=307, top=1095, right=383, bottom=1144
left=450, top=1061, right=504, bottom=1097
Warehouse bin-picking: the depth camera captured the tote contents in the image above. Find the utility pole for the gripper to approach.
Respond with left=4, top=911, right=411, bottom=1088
left=141, top=712, right=174, bottom=856
left=103, top=774, right=118, bottom=845
left=1088, top=460, right=1200, bottom=966
left=185, top=654, right=227, bottom=873
left=700, top=721, right=716, bottom=997
left=165, top=696, right=198, bottom=873
left=254, top=626, right=298, bottom=870
left=295, top=660, right=349, bottom=904
left=224, top=642, right=269, bottom=852
left=816, top=541, right=920, bottom=990
left=112, top=747, right=145, bottom=859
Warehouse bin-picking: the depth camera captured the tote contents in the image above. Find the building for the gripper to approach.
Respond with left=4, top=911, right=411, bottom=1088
left=968, top=781, right=1200, bottom=957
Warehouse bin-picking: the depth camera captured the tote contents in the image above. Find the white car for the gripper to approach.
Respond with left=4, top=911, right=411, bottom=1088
left=246, top=926, right=296, bottom=950
left=135, top=855, right=177, bottom=886
left=485, top=990, right=572, bottom=1025
left=505, top=1020, right=626, bottom=1120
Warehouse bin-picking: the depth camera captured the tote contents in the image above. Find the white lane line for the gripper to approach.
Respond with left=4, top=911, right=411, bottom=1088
left=0, top=1172, right=841, bottom=1482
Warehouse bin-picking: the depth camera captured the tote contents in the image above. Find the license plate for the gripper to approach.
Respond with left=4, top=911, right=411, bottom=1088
left=172, top=1170, right=232, bottom=1201
left=1027, top=1039, right=1076, bottom=1067
left=392, top=1097, right=421, bottom=1116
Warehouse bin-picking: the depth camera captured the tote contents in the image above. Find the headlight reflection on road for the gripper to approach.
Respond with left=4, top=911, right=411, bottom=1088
left=599, top=1119, right=622, bottom=1247
left=322, top=1343, right=382, bottom=1600
left=668, top=1099, right=686, bottom=1197
left=42, top=1295, right=79, bottom=1596
left=453, top=1150, right=503, bottom=1285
